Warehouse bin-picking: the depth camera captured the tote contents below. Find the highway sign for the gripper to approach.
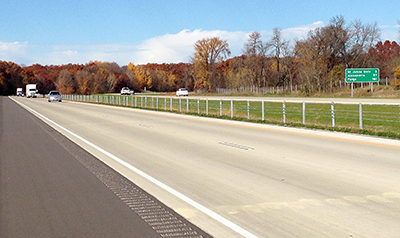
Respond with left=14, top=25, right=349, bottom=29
left=346, top=68, right=379, bottom=83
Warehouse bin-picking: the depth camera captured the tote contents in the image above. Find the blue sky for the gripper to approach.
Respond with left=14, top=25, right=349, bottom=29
left=1, top=0, right=399, bottom=66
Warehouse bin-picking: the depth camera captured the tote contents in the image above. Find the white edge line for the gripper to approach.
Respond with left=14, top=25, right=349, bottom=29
left=10, top=97, right=259, bottom=238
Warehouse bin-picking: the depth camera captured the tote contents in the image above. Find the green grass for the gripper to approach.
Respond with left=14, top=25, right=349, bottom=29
left=67, top=95, right=400, bottom=139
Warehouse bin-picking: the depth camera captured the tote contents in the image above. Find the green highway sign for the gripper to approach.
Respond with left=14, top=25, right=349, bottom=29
left=345, top=68, right=379, bottom=83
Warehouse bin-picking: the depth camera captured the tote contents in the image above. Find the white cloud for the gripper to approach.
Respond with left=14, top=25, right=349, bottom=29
left=0, top=41, right=30, bottom=64
left=133, top=29, right=248, bottom=64
left=258, top=21, right=325, bottom=45
left=281, top=21, right=325, bottom=42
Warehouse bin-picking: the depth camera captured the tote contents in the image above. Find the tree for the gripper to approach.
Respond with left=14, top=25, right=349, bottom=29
left=369, top=40, right=400, bottom=79
left=75, top=69, right=92, bottom=95
left=391, top=65, right=400, bottom=88
left=192, top=37, right=230, bottom=91
left=242, top=32, right=271, bottom=88
left=0, top=61, right=23, bottom=95
left=92, top=68, right=108, bottom=94
left=55, top=69, right=75, bottom=94
left=131, top=65, right=152, bottom=90
left=294, top=16, right=381, bottom=92
left=348, top=19, right=381, bottom=67
left=270, top=28, right=289, bottom=84
left=106, top=73, right=117, bottom=92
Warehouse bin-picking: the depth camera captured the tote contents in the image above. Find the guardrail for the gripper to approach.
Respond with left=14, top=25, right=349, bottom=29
left=64, top=95, right=400, bottom=136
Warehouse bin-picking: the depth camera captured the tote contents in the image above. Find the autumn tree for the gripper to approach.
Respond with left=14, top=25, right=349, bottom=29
left=192, top=37, right=231, bottom=91
left=92, top=68, right=108, bottom=94
left=294, top=16, right=380, bottom=92
left=55, top=69, right=75, bottom=94
left=129, top=64, right=152, bottom=90
left=75, top=69, right=92, bottom=94
left=369, top=40, right=400, bottom=79
left=106, top=73, right=117, bottom=92
left=0, top=61, right=23, bottom=95
left=390, top=65, right=400, bottom=88
left=154, top=70, right=177, bottom=92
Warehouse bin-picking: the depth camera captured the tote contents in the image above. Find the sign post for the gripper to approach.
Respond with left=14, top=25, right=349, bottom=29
left=346, top=68, right=379, bottom=97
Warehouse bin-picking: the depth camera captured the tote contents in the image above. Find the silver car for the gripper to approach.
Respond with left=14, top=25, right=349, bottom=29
left=48, top=90, right=62, bottom=102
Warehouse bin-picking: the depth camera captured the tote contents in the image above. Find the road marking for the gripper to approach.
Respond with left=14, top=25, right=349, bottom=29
left=219, top=141, right=254, bottom=150
left=11, top=98, right=259, bottom=238
left=139, top=123, right=153, bottom=128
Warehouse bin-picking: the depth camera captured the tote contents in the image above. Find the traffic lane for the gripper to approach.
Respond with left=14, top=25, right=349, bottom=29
left=0, top=97, right=210, bottom=238
left=0, top=97, right=161, bottom=238
left=72, top=101, right=400, bottom=237
left=57, top=101, right=400, bottom=198
left=12, top=97, right=400, bottom=237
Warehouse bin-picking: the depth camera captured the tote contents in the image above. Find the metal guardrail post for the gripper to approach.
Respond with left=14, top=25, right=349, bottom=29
left=206, top=99, right=209, bottom=115
left=156, top=97, right=159, bottom=109
left=231, top=100, right=234, bottom=118
left=331, top=102, right=335, bottom=127
left=247, top=100, right=250, bottom=119
left=220, top=99, right=223, bottom=116
left=302, top=102, right=306, bottom=125
left=187, top=98, right=189, bottom=113
left=179, top=98, right=182, bottom=112
left=170, top=98, right=172, bottom=111
left=359, top=103, right=363, bottom=129
left=283, top=101, right=286, bottom=123
left=262, top=101, right=265, bottom=121
left=197, top=99, right=200, bottom=114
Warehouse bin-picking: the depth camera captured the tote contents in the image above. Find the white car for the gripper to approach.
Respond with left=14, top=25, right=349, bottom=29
left=121, top=87, right=133, bottom=95
left=176, top=88, right=189, bottom=96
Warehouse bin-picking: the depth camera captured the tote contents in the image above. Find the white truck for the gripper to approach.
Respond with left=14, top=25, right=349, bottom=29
left=26, top=84, right=37, bottom=98
left=16, top=88, right=23, bottom=96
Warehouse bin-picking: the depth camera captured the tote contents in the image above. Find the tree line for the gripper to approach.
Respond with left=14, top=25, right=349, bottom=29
left=1, top=16, right=400, bottom=96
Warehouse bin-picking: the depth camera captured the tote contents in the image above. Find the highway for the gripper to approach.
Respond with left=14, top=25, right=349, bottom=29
left=0, top=97, right=211, bottom=238
left=8, top=96, right=400, bottom=238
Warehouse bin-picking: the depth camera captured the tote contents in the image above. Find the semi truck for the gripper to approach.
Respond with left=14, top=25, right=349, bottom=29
left=26, top=84, right=37, bottom=98
left=16, top=88, right=23, bottom=96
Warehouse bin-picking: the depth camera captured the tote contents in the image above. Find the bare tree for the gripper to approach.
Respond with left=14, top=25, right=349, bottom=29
left=348, top=19, right=381, bottom=67
left=242, top=32, right=271, bottom=88
left=270, top=28, right=290, bottom=86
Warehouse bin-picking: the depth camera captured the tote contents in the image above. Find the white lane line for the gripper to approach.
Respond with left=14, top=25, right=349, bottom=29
left=219, top=141, right=254, bottom=151
left=11, top=97, right=259, bottom=238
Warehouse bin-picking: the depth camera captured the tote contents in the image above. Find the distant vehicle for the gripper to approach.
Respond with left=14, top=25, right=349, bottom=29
left=48, top=90, right=62, bottom=102
left=16, top=88, right=23, bottom=96
left=26, top=84, right=37, bottom=98
left=121, top=87, right=134, bottom=95
left=176, top=88, right=189, bottom=96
